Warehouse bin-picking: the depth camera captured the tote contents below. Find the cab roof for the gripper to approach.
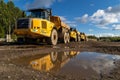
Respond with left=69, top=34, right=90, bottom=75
left=28, top=8, right=51, bottom=12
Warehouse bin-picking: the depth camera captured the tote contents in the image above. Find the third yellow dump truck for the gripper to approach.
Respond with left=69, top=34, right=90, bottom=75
left=14, top=8, right=70, bottom=45
left=70, top=27, right=81, bottom=42
left=80, top=32, right=87, bottom=41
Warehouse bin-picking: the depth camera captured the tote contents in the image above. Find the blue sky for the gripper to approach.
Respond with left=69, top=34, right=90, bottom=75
left=5, top=0, right=120, bottom=37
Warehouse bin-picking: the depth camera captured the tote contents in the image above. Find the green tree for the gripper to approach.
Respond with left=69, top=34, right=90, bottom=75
left=0, top=0, right=6, bottom=37
left=0, top=0, right=23, bottom=38
left=0, top=25, right=5, bottom=37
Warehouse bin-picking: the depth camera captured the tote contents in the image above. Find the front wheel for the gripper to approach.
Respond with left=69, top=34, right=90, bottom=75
left=50, top=52, right=58, bottom=63
left=77, top=36, right=81, bottom=42
left=64, top=32, right=67, bottom=44
left=66, top=32, right=70, bottom=43
left=48, top=29, right=58, bottom=45
left=75, top=37, right=78, bottom=42
left=62, top=32, right=70, bottom=44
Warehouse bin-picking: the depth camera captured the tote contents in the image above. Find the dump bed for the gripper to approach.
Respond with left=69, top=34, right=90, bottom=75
left=61, top=22, right=70, bottom=30
left=50, top=16, right=70, bottom=30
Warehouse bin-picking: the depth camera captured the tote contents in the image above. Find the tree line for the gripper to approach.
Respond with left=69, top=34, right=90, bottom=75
left=87, top=35, right=120, bottom=42
left=0, top=0, right=23, bottom=38
left=99, top=37, right=120, bottom=42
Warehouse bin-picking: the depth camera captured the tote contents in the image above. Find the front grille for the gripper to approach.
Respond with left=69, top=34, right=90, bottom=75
left=17, top=19, right=29, bottom=29
left=42, top=21, right=47, bottom=29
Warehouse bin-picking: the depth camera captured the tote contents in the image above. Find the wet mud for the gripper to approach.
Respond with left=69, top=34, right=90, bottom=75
left=0, top=41, right=120, bottom=80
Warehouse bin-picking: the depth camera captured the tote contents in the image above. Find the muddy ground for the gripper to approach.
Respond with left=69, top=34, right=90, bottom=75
left=0, top=41, right=120, bottom=80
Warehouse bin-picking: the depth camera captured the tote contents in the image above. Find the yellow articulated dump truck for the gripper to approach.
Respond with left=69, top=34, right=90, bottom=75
left=70, top=27, right=80, bottom=42
left=14, top=8, right=70, bottom=45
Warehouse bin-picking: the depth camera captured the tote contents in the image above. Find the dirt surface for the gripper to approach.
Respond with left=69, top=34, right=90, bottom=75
left=0, top=41, right=120, bottom=80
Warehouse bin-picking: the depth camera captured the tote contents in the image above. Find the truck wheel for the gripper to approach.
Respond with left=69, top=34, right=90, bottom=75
left=48, top=29, right=58, bottom=45
left=63, top=32, right=70, bottom=44
left=77, top=36, right=81, bottom=42
left=64, top=32, right=68, bottom=44
left=67, top=33, right=70, bottom=43
left=75, top=37, right=77, bottom=42
left=50, top=52, right=58, bottom=63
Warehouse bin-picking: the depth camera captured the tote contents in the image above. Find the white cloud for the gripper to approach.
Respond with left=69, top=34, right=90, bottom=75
left=92, top=10, right=105, bottom=18
left=112, top=24, right=120, bottom=30
left=79, top=52, right=117, bottom=74
left=26, top=0, right=61, bottom=9
left=59, top=16, right=67, bottom=21
left=60, top=16, right=77, bottom=27
left=107, top=6, right=112, bottom=11
left=77, top=5, right=120, bottom=30
left=91, top=9, right=119, bottom=26
left=96, top=25, right=109, bottom=29
left=105, top=5, right=120, bottom=13
left=75, top=14, right=88, bottom=23
left=88, top=29, right=93, bottom=32
left=113, top=55, right=120, bottom=60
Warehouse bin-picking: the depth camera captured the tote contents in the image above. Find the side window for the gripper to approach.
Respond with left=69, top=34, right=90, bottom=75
left=41, top=12, right=45, bottom=19
left=41, top=11, right=49, bottom=20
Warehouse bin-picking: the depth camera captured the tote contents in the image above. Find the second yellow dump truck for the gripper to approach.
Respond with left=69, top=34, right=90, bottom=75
left=70, top=27, right=77, bottom=42
left=14, top=8, right=70, bottom=45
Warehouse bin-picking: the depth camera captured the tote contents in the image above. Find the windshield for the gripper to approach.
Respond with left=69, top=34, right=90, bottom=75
left=31, top=11, right=46, bottom=19
left=25, top=10, right=49, bottom=20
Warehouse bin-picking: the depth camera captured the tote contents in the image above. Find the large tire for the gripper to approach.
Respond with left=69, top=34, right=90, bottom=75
left=50, top=52, right=58, bottom=63
left=77, top=35, right=81, bottom=42
left=48, top=29, right=58, bottom=45
left=66, top=32, right=70, bottom=43
left=75, top=36, right=77, bottom=42
left=64, top=32, right=68, bottom=44
left=62, top=32, right=70, bottom=44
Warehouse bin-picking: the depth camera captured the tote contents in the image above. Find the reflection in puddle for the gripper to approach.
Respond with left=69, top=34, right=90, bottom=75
left=12, top=51, right=120, bottom=79
left=30, top=51, right=78, bottom=72
left=29, top=51, right=120, bottom=75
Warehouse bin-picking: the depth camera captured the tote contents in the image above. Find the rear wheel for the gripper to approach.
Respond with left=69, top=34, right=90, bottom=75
left=66, top=32, right=70, bottom=43
left=61, top=32, right=70, bottom=44
left=76, top=34, right=81, bottom=42
left=48, top=29, right=58, bottom=45
left=75, top=36, right=77, bottom=42
left=64, top=32, right=68, bottom=44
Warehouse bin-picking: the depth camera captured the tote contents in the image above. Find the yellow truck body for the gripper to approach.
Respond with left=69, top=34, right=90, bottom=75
left=14, top=9, right=70, bottom=45
left=50, top=16, right=70, bottom=30
left=14, top=18, right=54, bottom=38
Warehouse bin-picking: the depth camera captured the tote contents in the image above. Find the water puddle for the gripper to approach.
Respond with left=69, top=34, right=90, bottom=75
left=12, top=51, right=120, bottom=79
